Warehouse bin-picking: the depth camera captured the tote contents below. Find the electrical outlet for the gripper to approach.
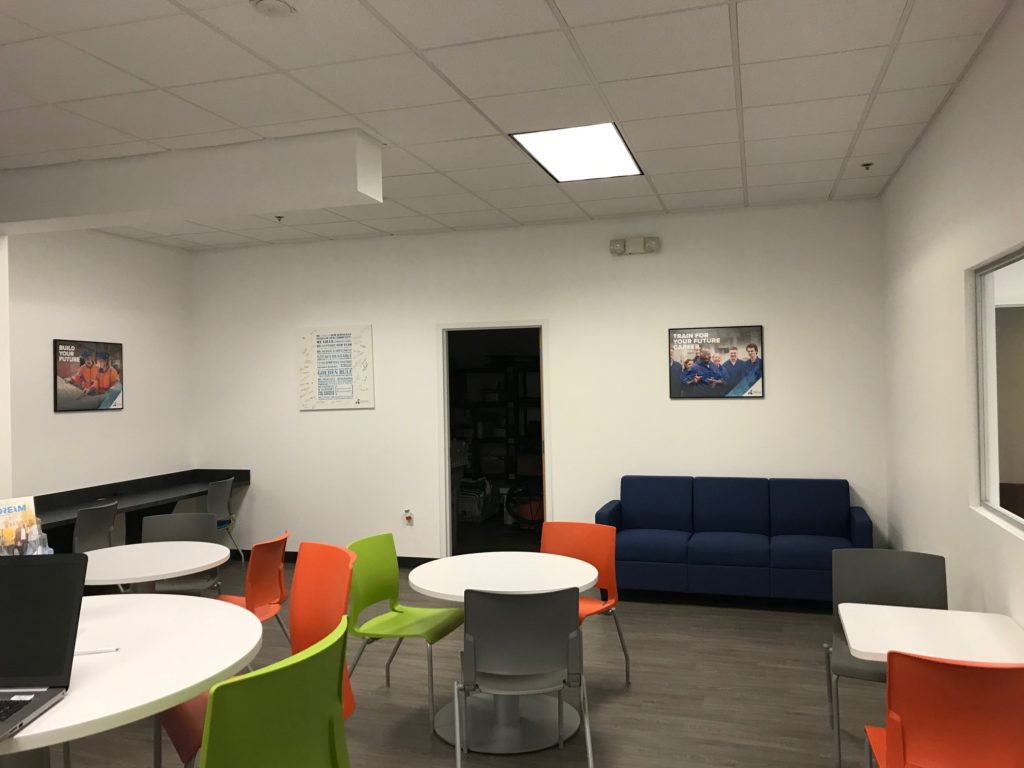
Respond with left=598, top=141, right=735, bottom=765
left=403, top=508, right=414, bottom=526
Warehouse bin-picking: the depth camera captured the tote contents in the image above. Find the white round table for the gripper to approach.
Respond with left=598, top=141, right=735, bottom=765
left=0, top=594, right=262, bottom=766
left=84, top=542, right=230, bottom=588
left=409, top=552, right=598, bottom=755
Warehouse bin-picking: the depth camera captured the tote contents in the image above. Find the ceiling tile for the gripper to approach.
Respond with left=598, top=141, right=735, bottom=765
left=619, top=110, right=739, bottom=151
left=738, top=0, right=904, bottom=63
left=0, top=149, right=75, bottom=169
left=834, top=175, right=889, bottom=197
left=852, top=123, right=927, bottom=155
left=154, top=128, right=259, bottom=150
left=880, top=36, right=983, bottom=91
left=171, top=74, right=340, bottom=127
left=744, top=95, right=867, bottom=140
left=602, top=67, right=735, bottom=121
left=295, top=221, right=383, bottom=237
left=505, top=203, right=588, bottom=223
left=433, top=210, right=517, bottom=229
left=384, top=172, right=466, bottom=197
left=555, top=0, right=720, bottom=27
left=327, top=200, right=418, bottom=220
left=747, top=180, right=833, bottom=204
left=143, top=235, right=202, bottom=249
left=409, top=136, right=526, bottom=171
left=650, top=167, right=743, bottom=194
left=192, top=214, right=276, bottom=230
left=0, top=105, right=131, bottom=155
left=99, top=226, right=162, bottom=239
left=475, top=86, right=610, bottom=133
left=72, top=140, right=164, bottom=160
left=403, top=193, right=491, bottom=214
left=447, top=164, right=552, bottom=192
left=901, top=0, right=1006, bottom=43
left=574, top=6, right=732, bottom=81
left=293, top=54, right=459, bottom=114
left=864, top=85, right=950, bottom=128
left=62, top=15, right=271, bottom=87
left=635, top=143, right=740, bottom=174
left=742, top=48, right=887, bottom=107
left=256, top=209, right=344, bottom=225
left=477, top=186, right=570, bottom=208
left=661, top=188, right=744, bottom=210
left=0, top=38, right=150, bottom=103
left=200, top=0, right=406, bottom=69
left=843, top=153, right=905, bottom=177
left=177, top=231, right=262, bottom=246
left=382, top=147, right=433, bottom=176
left=363, top=216, right=449, bottom=234
left=63, top=90, right=234, bottom=139
left=746, top=158, right=843, bottom=186
left=367, top=0, right=558, bottom=48
left=560, top=175, right=654, bottom=201
left=0, top=84, right=39, bottom=111
left=133, top=220, right=215, bottom=236
left=426, top=32, right=588, bottom=98
left=0, top=0, right=177, bottom=34
left=578, top=196, right=664, bottom=217
left=0, top=12, right=41, bottom=44
left=359, top=102, right=496, bottom=145
left=175, top=0, right=245, bottom=8
left=235, top=226, right=324, bottom=243
left=745, top=132, right=854, bottom=165
left=252, top=116, right=361, bottom=138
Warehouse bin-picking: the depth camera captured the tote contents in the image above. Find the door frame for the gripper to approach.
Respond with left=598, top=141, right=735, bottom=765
left=438, top=320, right=551, bottom=557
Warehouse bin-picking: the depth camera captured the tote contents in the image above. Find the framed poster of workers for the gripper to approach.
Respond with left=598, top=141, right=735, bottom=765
left=53, top=340, right=124, bottom=411
left=669, top=326, right=763, bottom=399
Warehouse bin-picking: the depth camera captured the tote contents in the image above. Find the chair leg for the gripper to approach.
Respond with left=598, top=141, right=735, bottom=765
left=824, top=643, right=834, bottom=729
left=153, top=715, right=162, bottom=768
left=610, top=609, right=631, bottom=686
left=385, top=638, right=404, bottom=687
left=349, top=638, right=371, bottom=674
left=581, top=676, right=594, bottom=768
left=864, top=732, right=872, bottom=768
left=62, top=742, right=70, bottom=768
left=832, top=674, right=842, bottom=768
left=226, top=530, right=245, bottom=564
left=557, top=688, right=564, bottom=749
left=273, top=613, right=290, bottom=644
left=426, top=643, right=435, bottom=724
left=453, top=682, right=463, bottom=768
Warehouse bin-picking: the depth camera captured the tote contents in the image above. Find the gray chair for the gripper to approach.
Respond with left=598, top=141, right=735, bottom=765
left=826, top=548, right=947, bottom=767
left=71, top=501, right=118, bottom=553
left=453, top=588, right=594, bottom=768
left=141, top=512, right=221, bottom=594
left=207, top=477, right=245, bottom=564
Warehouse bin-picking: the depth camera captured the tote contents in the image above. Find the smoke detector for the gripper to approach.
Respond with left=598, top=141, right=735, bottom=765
left=250, top=0, right=297, bottom=17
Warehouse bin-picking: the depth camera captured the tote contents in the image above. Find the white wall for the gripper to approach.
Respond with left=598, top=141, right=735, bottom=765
left=882, top=1, right=1024, bottom=618
left=0, top=237, right=12, bottom=496
left=8, top=230, right=194, bottom=494
left=189, top=201, right=888, bottom=557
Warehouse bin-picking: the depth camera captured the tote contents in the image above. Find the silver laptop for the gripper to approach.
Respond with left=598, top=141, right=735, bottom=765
left=0, top=553, right=87, bottom=740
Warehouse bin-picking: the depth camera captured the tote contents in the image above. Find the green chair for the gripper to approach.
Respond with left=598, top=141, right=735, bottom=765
left=348, top=533, right=464, bottom=723
left=198, top=617, right=350, bottom=768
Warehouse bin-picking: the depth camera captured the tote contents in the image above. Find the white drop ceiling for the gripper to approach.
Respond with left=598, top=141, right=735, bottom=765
left=0, top=0, right=1009, bottom=249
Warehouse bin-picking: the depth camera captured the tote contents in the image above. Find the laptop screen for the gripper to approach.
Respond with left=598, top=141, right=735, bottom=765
left=0, top=554, right=87, bottom=689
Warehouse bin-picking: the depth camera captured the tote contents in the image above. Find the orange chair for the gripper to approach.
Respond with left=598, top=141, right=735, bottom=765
left=864, top=651, right=1024, bottom=768
left=540, top=521, right=630, bottom=684
left=217, top=531, right=290, bottom=641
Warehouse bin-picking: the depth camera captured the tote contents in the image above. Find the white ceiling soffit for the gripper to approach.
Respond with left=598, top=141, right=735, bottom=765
left=0, top=0, right=1010, bottom=247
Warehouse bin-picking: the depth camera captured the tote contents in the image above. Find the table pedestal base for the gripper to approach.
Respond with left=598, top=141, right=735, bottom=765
left=434, top=693, right=580, bottom=754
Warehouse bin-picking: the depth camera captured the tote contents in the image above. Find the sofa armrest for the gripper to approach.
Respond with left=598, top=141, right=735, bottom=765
left=595, top=500, right=622, bottom=529
left=849, top=506, right=873, bottom=548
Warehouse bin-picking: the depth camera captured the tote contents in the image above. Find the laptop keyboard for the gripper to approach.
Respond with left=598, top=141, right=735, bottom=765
left=0, top=699, right=29, bottom=722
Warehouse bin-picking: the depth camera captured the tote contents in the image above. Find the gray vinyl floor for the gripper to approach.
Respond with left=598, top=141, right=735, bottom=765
left=58, top=562, right=883, bottom=768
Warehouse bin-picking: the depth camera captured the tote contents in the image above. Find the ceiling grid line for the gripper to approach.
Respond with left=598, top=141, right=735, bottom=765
left=729, top=1, right=749, bottom=207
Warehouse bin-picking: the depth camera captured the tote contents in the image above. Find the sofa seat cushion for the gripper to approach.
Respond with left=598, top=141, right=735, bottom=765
left=616, top=529, right=690, bottom=563
left=687, top=532, right=769, bottom=567
left=771, top=535, right=852, bottom=570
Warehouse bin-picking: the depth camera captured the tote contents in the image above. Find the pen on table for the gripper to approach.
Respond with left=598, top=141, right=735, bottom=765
left=74, top=647, right=119, bottom=656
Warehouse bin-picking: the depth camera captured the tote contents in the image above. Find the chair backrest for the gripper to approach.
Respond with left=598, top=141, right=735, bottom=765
left=206, top=478, right=234, bottom=524
left=831, top=549, right=947, bottom=636
left=540, top=521, right=617, bottom=604
left=347, top=533, right=400, bottom=627
left=142, top=512, right=218, bottom=543
left=463, top=588, right=581, bottom=688
left=290, top=542, right=357, bottom=719
left=72, top=501, right=119, bottom=553
left=884, top=651, right=1024, bottom=768
left=199, top=617, right=350, bottom=768
left=244, top=531, right=289, bottom=612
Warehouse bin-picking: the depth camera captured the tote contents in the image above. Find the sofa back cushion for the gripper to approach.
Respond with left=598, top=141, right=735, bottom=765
left=770, top=479, right=850, bottom=537
left=620, top=475, right=693, bottom=531
left=693, top=477, right=770, bottom=534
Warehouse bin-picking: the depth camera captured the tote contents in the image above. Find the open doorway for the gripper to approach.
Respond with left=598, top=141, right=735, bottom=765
left=446, top=327, right=544, bottom=555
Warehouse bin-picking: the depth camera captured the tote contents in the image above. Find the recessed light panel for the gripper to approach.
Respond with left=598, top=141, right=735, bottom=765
left=511, top=123, right=641, bottom=183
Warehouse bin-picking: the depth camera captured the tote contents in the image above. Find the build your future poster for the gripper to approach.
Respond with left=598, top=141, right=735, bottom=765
left=669, top=326, right=764, bottom=399
left=53, top=340, right=124, bottom=411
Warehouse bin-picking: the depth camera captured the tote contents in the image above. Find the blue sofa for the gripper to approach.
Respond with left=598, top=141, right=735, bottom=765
left=595, top=476, right=873, bottom=601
